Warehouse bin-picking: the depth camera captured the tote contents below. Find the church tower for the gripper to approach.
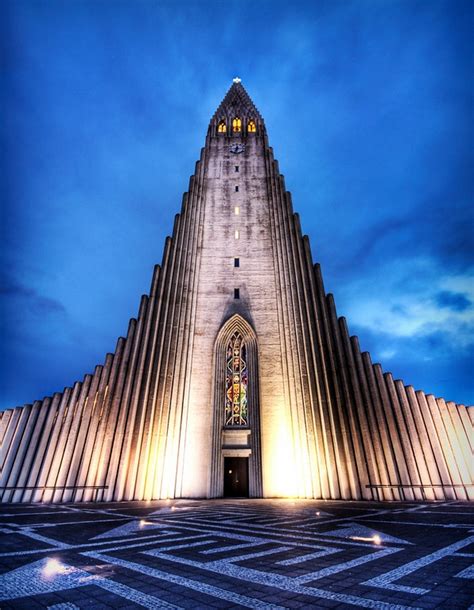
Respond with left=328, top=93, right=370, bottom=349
left=1, top=81, right=472, bottom=503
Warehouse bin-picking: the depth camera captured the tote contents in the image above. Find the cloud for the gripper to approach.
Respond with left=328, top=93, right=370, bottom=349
left=337, top=257, right=474, bottom=349
left=435, top=290, right=471, bottom=312
left=0, top=274, right=66, bottom=316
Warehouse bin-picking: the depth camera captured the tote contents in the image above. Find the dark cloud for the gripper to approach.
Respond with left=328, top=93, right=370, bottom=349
left=0, top=274, right=66, bottom=315
left=435, top=291, right=471, bottom=312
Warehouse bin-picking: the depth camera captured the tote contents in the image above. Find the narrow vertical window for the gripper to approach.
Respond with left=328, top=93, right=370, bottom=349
left=225, top=332, right=248, bottom=426
left=217, top=120, right=227, bottom=133
left=234, top=288, right=240, bottom=299
left=235, top=185, right=239, bottom=192
left=234, top=206, right=240, bottom=215
left=247, top=120, right=256, bottom=133
left=232, top=117, right=242, bottom=132
left=234, top=257, right=240, bottom=267
left=235, top=166, right=239, bottom=172
left=235, top=229, right=239, bottom=239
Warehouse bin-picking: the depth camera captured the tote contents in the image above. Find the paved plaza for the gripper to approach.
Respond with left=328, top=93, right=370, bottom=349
left=0, top=499, right=472, bottom=609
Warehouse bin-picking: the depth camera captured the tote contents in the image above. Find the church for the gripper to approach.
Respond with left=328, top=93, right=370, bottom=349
left=1, top=81, right=472, bottom=504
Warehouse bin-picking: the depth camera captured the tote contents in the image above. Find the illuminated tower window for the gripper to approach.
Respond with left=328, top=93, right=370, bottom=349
left=217, top=120, right=227, bottom=133
left=225, top=332, right=248, bottom=426
left=234, top=206, right=240, bottom=215
left=232, top=117, right=242, bottom=132
left=248, top=120, right=256, bottom=133
left=235, top=229, right=239, bottom=239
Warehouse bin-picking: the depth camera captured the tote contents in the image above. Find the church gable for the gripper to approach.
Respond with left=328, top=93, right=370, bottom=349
left=1, top=81, right=472, bottom=504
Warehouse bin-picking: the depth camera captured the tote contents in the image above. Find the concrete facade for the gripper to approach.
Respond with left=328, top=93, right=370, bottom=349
left=1, top=82, right=472, bottom=503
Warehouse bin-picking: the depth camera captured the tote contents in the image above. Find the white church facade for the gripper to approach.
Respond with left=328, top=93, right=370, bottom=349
left=1, top=82, right=472, bottom=503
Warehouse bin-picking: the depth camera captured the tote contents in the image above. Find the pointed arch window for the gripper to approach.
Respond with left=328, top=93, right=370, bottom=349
left=232, top=117, right=242, bottom=133
left=247, top=120, right=256, bottom=133
left=225, top=332, right=248, bottom=426
left=217, top=120, right=227, bottom=133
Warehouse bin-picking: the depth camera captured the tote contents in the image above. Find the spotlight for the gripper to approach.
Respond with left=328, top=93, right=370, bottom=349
left=43, top=558, right=64, bottom=578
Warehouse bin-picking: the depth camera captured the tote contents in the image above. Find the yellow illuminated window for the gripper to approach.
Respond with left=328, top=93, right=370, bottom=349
left=248, top=120, right=256, bottom=133
left=235, top=206, right=240, bottom=215
left=232, top=117, right=242, bottom=132
left=217, top=120, right=227, bottom=133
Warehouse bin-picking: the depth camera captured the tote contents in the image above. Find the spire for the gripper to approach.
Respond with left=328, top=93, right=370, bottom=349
left=211, top=79, right=263, bottom=124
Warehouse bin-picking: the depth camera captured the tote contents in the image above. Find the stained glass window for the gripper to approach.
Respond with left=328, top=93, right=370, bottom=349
left=225, top=332, right=248, bottom=426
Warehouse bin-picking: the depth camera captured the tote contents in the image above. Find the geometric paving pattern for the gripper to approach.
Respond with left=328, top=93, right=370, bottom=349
left=0, top=499, right=472, bottom=608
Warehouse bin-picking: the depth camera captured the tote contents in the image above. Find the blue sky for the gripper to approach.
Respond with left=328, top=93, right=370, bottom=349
left=1, top=0, right=473, bottom=409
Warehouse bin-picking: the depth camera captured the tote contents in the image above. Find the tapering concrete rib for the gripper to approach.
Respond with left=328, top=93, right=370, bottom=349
left=1, top=408, right=23, bottom=477
left=468, top=407, right=474, bottom=426
left=416, top=390, right=456, bottom=500
left=284, top=203, right=316, bottom=497
left=267, top=156, right=306, bottom=497
left=405, top=385, right=444, bottom=500
left=157, top=186, right=199, bottom=500
left=176, top=170, right=208, bottom=498
left=21, top=392, right=62, bottom=502
left=426, top=394, right=467, bottom=500
left=130, top=231, right=175, bottom=500
left=395, top=380, right=434, bottom=501
left=446, top=401, right=474, bottom=486
left=313, top=265, right=341, bottom=499
left=171, top=158, right=207, bottom=500
left=54, top=374, right=93, bottom=503
left=457, top=405, right=473, bottom=451
left=373, top=366, right=414, bottom=501
left=106, top=302, right=148, bottom=501
left=2, top=402, right=40, bottom=502
left=62, top=366, right=103, bottom=503
left=112, top=296, right=150, bottom=501
left=263, top=147, right=305, bottom=497
left=351, top=342, right=392, bottom=501
left=302, top=243, right=328, bottom=499
left=364, top=355, right=400, bottom=498
left=83, top=339, right=125, bottom=502
left=48, top=380, right=85, bottom=503
left=87, top=336, right=127, bottom=501
left=74, top=354, right=113, bottom=502
left=95, top=321, right=137, bottom=501
left=325, top=293, right=360, bottom=499
left=0, top=410, right=13, bottom=446
left=124, top=263, right=166, bottom=500
left=11, top=398, right=51, bottom=503
left=145, top=216, right=186, bottom=500
left=339, top=319, right=379, bottom=499
left=437, top=398, right=472, bottom=498
left=384, top=373, right=422, bottom=500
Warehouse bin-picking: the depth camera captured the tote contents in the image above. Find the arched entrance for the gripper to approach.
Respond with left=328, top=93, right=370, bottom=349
left=209, top=314, right=262, bottom=497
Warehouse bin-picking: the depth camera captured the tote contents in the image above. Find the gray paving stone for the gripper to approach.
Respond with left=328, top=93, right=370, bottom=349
left=0, top=499, right=473, bottom=608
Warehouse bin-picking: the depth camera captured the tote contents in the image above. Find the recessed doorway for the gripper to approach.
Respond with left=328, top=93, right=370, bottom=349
left=224, top=457, right=249, bottom=497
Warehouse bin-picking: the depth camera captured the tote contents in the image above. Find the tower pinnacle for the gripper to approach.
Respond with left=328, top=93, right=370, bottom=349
left=233, top=76, right=242, bottom=83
